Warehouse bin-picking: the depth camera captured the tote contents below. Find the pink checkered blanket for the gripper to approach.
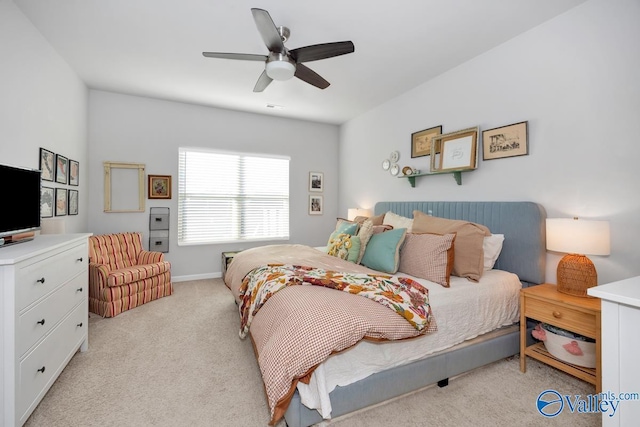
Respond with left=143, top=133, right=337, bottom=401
left=237, top=262, right=437, bottom=425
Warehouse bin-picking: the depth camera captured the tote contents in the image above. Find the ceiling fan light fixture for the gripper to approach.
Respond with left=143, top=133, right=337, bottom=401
left=266, top=53, right=296, bottom=80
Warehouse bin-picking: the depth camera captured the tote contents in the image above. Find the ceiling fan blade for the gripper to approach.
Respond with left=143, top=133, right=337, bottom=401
left=202, top=52, right=267, bottom=61
left=251, top=8, right=285, bottom=53
left=253, top=70, right=273, bottom=92
left=290, top=41, right=354, bottom=63
left=294, top=64, right=330, bottom=89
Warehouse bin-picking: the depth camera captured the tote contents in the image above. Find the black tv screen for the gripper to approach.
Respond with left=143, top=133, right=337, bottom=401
left=0, top=164, right=41, bottom=239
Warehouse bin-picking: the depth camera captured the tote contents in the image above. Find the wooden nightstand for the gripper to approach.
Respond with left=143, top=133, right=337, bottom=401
left=520, top=283, right=601, bottom=392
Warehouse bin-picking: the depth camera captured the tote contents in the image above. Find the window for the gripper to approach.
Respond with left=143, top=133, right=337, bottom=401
left=178, top=147, right=290, bottom=245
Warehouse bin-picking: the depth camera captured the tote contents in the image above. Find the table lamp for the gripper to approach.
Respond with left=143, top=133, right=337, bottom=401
left=546, top=217, right=610, bottom=297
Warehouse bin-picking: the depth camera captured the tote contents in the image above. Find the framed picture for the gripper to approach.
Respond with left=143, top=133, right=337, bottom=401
left=41, top=186, right=54, bottom=218
left=55, top=154, right=68, bottom=184
left=148, top=174, right=172, bottom=199
left=411, top=125, right=443, bottom=158
left=482, top=121, right=529, bottom=160
left=430, top=127, right=479, bottom=173
left=309, top=172, right=323, bottom=192
left=55, top=188, right=67, bottom=216
left=309, top=195, right=323, bottom=215
left=68, top=189, right=79, bottom=215
left=39, top=148, right=55, bottom=182
left=69, top=159, right=79, bottom=186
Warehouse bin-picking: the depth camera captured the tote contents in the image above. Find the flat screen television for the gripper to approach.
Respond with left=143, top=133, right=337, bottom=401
left=0, top=163, right=41, bottom=243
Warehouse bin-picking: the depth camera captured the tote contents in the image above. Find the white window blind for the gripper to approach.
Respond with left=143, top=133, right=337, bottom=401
left=178, top=147, right=290, bottom=245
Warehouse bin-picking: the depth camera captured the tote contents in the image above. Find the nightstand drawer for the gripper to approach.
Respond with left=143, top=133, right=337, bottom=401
left=525, top=297, right=596, bottom=338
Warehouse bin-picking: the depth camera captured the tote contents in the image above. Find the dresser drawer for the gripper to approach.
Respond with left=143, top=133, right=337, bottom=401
left=16, top=242, right=87, bottom=311
left=525, top=296, right=597, bottom=338
left=17, top=301, right=88, bottom=422
left=17, top=273, right=87, bottom=357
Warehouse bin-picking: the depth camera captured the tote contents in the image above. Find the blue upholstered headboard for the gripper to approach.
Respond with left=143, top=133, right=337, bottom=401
left=374, top=201, right=547, bottom=286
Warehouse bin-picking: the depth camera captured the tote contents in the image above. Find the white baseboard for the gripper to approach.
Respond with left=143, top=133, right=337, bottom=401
left=172, top=272, right=222, bottom=282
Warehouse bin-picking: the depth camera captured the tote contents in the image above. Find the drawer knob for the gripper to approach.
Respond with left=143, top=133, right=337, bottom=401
left=77, top=257, right=84, bottom=262
left=552, top=311, right=562, bottom=318
left=37, top=366, right=46, bottom=373
left=77, top=322, right=83, bottom=327
left=36, top=277, right=45, bottom=284
left=77, top=287, right=83, bottom=292
left=37, top=319, right=45, bottom=325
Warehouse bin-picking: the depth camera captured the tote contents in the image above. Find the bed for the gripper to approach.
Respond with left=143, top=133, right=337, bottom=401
left=225, top=201, right=546, bottom=427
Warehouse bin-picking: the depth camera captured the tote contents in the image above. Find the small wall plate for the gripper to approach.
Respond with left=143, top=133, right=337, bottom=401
left=390, top=164, right=400, bottom=176
left=382, top=159, right=390, bottom=170
left=390, top=151, right=400, bottom=163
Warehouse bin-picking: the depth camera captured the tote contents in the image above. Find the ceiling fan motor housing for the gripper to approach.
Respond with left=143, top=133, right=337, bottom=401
left=266, top=52, right=296, bottom=80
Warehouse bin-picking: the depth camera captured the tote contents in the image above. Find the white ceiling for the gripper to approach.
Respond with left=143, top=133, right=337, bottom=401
left=15, top=0, right=586, bottom=125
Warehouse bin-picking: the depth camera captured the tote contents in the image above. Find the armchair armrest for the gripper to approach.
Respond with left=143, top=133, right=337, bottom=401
left=137, top=250, right=165, bottom=265
left=89, top=262, right=110, bottom=289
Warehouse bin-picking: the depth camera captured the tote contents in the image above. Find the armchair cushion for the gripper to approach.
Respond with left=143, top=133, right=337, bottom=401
left=106, top=261, right=171, bottom=287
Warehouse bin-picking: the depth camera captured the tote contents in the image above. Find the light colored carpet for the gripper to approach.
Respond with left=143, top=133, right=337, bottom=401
left=24, top=280, right=600, bottom=427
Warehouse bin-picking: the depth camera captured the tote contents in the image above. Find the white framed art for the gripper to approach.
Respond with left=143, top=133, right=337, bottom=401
left=309, top=195, right=323, bottom=215
left=309, top=172, right=323, bottom=192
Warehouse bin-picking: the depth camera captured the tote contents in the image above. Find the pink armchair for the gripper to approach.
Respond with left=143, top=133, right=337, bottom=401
left=88, top=232, right=172, bottom=317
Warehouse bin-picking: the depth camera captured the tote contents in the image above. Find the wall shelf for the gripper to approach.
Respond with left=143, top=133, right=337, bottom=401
left=399, top=171, right=465, bottom=187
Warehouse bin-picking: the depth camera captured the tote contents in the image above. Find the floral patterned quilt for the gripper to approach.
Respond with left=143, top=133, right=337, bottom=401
left=239, top=264, right=435, bottom=337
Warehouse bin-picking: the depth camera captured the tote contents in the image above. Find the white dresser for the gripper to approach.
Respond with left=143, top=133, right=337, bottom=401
left=1, top=234, right=91, bottom=426
left=588, top=276, right=640, bottom=426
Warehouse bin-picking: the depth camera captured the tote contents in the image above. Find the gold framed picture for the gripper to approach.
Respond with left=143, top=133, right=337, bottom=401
left=148, top=175, right=172, bottom=199
left=482, top=121, right=528, bottom=160
left=430, top=127, right=479, bottom=173
left=411, top=125, right=443, bottom=158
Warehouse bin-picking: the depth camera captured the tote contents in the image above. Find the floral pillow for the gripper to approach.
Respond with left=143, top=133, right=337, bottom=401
left=327, top=232, right=361, bottom=263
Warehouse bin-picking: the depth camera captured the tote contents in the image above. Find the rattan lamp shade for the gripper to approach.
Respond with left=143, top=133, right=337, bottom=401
left=546, top=218, right=610, bottom=297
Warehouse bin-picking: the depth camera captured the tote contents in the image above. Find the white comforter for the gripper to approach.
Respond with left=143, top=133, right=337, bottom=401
left=296, top=269, right=522, bottom=418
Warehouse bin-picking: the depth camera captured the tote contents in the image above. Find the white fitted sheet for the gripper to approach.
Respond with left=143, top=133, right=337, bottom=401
left=296, top=269, right=522, bottom=418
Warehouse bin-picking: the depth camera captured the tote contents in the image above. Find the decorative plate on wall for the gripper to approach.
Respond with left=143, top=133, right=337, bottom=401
left=390, top=164, right=399, bottom=176
left=382, top=159, right=391, bottom=170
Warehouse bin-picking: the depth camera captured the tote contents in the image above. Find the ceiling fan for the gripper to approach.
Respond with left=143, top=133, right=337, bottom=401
left=202, top=8, right=354, bottom=92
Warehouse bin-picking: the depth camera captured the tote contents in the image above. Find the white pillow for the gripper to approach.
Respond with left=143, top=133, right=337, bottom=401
left=483, top=234, right=505, bottom=270
left=383, top=211, right=413, bottom=232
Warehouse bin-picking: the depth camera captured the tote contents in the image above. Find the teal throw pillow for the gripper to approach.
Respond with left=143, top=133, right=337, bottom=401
left=360, top=228, right=407, bottom=273
left=335, top=220, right=359, bottom=236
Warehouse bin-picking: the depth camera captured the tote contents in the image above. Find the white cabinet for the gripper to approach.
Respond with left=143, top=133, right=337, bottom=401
left=1, top=234, right=91, bottom=426
left=588, top=276, right=640, bottom=426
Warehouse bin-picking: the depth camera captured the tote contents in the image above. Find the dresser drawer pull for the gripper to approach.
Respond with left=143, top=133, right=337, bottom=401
left=552, top=311, right=562, bottom=318
left=37, top=366, right=46, bottom=373
left=77, top=257, right=84, bottom=262
left=36, top=277, right=45, bottom=284
left=77, top=287, right=84, bottom=292
left=77, top=322, right=83, bottom=327
left=37, top=319, right=46, bottom=325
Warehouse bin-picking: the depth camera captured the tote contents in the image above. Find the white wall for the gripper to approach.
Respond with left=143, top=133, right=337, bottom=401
left=339, top=0, right=640, bottom=285
left=0, top=1, right=88, bottom=234
left=88, top=90, right=339, bottom=279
